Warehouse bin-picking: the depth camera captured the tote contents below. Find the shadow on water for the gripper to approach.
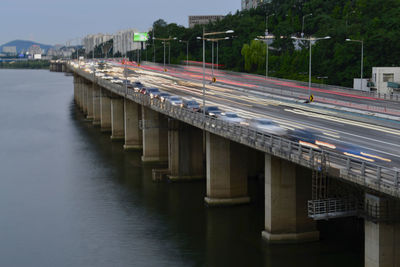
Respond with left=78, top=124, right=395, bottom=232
left=69, top=99, right=364, bottom=267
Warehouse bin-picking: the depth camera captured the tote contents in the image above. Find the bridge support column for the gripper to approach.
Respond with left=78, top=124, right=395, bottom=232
left=73, top=76, right=79, bottom=107
left=123, top=99, right=142, bottom=150
left=204, top=133, right=249, bottom=206
left=92, top=85, right=101, bottom=126
left=168, top=119, right=204, bottom=181
left=262, top=154, right=319, bottom=243
left=141, top=106, right=168, bottom=163
left=110, top=97, right=124, bottom=140
left=83, top=81, right=88, bottom=114
left=100, top=88, right=111, bottom=132
left=364, top=194, right=400, bottom=267
left=86, top=83, right=94, bottom=120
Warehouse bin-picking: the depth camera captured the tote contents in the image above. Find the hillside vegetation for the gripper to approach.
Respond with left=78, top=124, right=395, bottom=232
left=146, top=0, right=400, bottom=87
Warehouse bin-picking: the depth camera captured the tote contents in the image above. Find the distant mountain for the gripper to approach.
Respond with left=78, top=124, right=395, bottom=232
left=0, top=40, right=53, bottom=54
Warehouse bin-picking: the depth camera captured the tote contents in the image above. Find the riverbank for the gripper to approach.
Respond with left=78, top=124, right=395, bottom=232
left=0, top=60, right=50, bottom=69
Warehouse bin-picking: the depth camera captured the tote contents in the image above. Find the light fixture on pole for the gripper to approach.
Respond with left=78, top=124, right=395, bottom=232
left=198, top=36, right=231, bottom=82
left=301, top=13, right=312, bottom=37
left=255, top=34, right=275, bottom=79
left=198, top=29, right=234, bottom=118
left=291, top=35, right=331, bottom=101
left=179, top=40, right=189, bottom=66
left=153, top=36, right=177, bottom=72
left=346, top=38, right=364, bottom=91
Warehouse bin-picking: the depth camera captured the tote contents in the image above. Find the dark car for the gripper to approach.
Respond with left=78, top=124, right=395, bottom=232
left=289, top=128, right=338, bottom=151
left=141, top=87, right=160, bottom=96
left=158, top=92, right=171, bottom=102
left=121, top=80, right=133, bottom=88
left=182, top=99, right=200, bottom=111
left=133, top=81, right=144, bottom=92
left=200, top=106, right=223, bottom=117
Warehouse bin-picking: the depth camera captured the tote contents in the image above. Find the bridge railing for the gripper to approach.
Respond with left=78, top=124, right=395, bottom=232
left=73, top=66, right=400, bottom=198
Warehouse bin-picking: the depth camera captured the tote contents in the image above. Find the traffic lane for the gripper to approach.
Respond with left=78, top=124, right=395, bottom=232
left=157, top=64, right=400, bottom=111
left=136, top=72, right=400, bottom=166
left=116, top=65, right=400, bottom=163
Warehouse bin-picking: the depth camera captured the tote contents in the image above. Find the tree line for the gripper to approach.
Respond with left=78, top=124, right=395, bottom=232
left=143, top=0, right=400, bottom=88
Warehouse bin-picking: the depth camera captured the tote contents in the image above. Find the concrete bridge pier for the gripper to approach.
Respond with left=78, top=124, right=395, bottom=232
left=262, top=154, right=319, bottom=243
left=82, top=81, right=88, bottom=115
left=92, top=84, right=101, bottom=126
left=73, top=76, right=80, bottom=108
left=86, top=83, right=94, bottom=120
left=141, top=106, right=168, bottom=163
left=364, top=194, right=400, bottom=267
left=167, top=119, right=204, bottom=181
left=204, top=133, right=250, bottom=206
left=100, top=88, right=111, bottom=132
left=123, top=99, right=142, bottom=150
left=110, top=96, right=125, bottom=140
left=78, top=78, right=85, bottom=112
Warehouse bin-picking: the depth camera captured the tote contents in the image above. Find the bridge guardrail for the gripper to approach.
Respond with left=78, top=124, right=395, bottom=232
left=72, top=65, right=400, bottom=198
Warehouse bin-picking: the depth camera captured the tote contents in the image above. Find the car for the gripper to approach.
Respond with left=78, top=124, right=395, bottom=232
left=111, top=77, right=123, bottom=84
left=166, top=95, right=183, bottom=106
left=149, top=90, right=163, bottom=99
left=249, top=118, right=287, bottom=136
left=335, top=143, right=392, bottom=164
left=289, top=128, right=338, bottom=150
left=133, top=81, right=144, bottom=92
left=103, top=75, right=113, bottom=80
left=220, top=112, right=245, bottom=124
left=142, top=87, right=160, bottom=96
left=159, top=92, right=172, bottom=102
left=182, top=99, right=200, bottom=111
left=200, top=106, right=223, bottom=117
left=121, top=80, right=134, bottom=88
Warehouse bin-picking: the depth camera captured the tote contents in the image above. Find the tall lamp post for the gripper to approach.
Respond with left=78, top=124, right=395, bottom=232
left=301, top=13, right=312, bottom=37
left=153, top=36, right=177, bottom=71
left=179, top=40, right=189, bottom=66
left=198, top=37, right=231, bottom=81
left=291, top=36, right=331, bottom=101
left=255, top=34, right=275, bottom=79
left=197, top=29, right=234, bottom=118
left=346, top=38, right=364, bottom=91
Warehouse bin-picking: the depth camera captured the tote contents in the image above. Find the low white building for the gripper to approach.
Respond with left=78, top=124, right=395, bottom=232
left=371, top=67, right=400, bottom=95
left=188, top=15, right=225, bottom=28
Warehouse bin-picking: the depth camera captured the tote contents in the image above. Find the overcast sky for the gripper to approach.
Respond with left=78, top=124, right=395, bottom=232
left=0, top=0, right=240, bottom=45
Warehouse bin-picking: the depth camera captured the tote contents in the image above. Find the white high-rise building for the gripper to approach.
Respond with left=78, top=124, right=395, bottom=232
left=83, top=33, right=112, bottom=54
left=241, top=0, right=270, bottom=10
left=113, top=29, right=141, bottom=56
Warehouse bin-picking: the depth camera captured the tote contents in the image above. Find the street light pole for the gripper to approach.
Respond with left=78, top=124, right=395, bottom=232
left=346, top=38, right=364, bottom=90
left=199, top=29, right=234, bottom=118
left=153, top=28, right=155, bottom=62
left=202, top=28, right=206, bottom=118
left=302, top=13, right=312, bottom=37
left=292, top=36, right=331, bottom=101
left=211, top=41, right=214, bottom=80
left=216, top=41, right=219, bottom=70
left=163, top=41, right=166, bottom=71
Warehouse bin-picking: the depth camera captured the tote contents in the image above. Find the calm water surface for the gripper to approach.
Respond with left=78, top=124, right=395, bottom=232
left=0, top=69, right=363, bottom=266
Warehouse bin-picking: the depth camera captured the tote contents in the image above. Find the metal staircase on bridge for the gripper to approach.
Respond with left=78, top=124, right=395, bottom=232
left=308, top=152, right=359, bottom=220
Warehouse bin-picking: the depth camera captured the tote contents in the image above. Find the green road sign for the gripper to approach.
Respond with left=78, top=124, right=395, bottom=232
left=134, top=32, right=149, bottom=42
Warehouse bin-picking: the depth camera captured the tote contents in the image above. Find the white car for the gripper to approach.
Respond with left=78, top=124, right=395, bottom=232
left=220, top=112, right=245, bottom=124
left=166, top=96, right=183, bottom=106
left=249, top=118, right=287, bottom=136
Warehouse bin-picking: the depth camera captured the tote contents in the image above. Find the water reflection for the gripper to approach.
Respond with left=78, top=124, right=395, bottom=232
left=0, top=70, right=363, bottom=267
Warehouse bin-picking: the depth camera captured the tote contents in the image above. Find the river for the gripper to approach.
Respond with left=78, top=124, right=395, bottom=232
left=0, top=69, right=363, bottom=266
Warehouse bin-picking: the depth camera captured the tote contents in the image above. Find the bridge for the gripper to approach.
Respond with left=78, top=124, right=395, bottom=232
left=58, top=60, right=400, bottom=267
